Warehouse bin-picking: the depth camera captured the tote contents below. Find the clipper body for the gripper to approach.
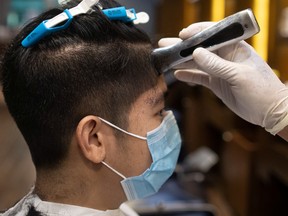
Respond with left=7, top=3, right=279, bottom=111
left=152, top=9, right=260, bottom=74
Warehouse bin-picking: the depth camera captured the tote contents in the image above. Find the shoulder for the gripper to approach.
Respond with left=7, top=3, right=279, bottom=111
left=0, top=189, right=37, bottom=216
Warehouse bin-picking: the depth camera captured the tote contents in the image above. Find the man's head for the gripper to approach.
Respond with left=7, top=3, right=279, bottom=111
left=0, top=0, right=162, bottom=171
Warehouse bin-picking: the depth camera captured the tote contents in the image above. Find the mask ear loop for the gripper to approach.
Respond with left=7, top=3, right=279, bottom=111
left=101, top=161, right=127, bottom=179
left=99, top=117, right=147, bottom=180
left=98, top=117, right=147, bottom=141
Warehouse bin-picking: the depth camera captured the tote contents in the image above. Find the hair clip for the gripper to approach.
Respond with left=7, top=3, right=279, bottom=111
left=21, top=0, right=150, bottom=48
left=21, top=0, right=100, bottom=47
left=102, top=7, right=149, bottom=24
left=133, top=12, right=150, bottom=25
left=102, top=7, right=136, bottom=23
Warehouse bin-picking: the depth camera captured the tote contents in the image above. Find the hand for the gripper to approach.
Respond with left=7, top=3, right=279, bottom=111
left=159, top=22, right=288, bottom=135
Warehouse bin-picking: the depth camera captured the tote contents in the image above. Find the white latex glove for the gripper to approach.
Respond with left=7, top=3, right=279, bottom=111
left=158, top=22, right=288, bottom=135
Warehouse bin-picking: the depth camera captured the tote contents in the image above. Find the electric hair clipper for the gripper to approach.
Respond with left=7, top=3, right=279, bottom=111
left=152, top=8, right=260, bottom=74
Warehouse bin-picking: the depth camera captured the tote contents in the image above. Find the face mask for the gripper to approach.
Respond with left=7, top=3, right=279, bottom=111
left=99, top=110, right=182, bottom=200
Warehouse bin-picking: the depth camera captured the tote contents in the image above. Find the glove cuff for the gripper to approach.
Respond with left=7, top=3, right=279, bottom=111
left=266, top=113, right=288, bottom=135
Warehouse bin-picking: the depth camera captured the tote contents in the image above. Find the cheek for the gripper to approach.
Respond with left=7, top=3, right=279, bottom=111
left=130, top=108, right=161, bottom=137
left=125, top=139, right=152, bottom=176
left=139, top=142, right=152, bottom=165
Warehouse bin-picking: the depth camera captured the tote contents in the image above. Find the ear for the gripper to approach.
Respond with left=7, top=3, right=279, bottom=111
left=76, top=115, right=105, bottom=164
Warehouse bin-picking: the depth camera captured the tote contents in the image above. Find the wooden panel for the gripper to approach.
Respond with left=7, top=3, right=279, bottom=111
left=251, top=143, right=288, bottom=216
left=0, top=106, right=36, bottom=211
left=156, top=0, right=213, bottom=37
left=0, top=91, right=4, bottom=106
left=221, top=130, right=257, bottom=216
left=268, top=0, right=288, bottom=81
left=183, top=0, right=200, bottom=28
left=156, top=0, right=185, bottom=37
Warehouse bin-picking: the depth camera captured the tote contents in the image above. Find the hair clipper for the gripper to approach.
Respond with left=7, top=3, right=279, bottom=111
left=152, top=8, right=260, bottom=76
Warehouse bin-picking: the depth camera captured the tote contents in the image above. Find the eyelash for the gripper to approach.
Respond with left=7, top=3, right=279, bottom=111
left=159, top=109, right=165, bottom=117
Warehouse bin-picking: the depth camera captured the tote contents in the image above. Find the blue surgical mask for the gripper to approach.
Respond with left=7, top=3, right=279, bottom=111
left=99, top=110, right=182, bottom=200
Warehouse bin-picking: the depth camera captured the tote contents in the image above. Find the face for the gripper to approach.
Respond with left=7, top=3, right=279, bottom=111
left=104, top=75, right=168, bottom=178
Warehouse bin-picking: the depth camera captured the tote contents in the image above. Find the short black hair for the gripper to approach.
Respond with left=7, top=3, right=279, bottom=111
left=0, top=0, right=158, bottom=169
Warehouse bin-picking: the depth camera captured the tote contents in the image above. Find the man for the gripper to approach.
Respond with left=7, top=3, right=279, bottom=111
left=159, top=22, right=288, bottom=142
left=0, top=0, right=181, bottom=215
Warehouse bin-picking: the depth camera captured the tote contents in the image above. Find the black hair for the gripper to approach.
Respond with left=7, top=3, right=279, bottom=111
left=0, top=0, right=158, bottom=169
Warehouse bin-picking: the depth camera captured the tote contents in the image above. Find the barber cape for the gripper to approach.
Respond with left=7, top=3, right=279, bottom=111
left=0, top=190, right=125, bottom=216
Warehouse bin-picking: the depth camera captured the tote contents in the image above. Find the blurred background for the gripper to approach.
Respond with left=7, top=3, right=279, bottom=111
left=1, top=0, right=288, bottom=216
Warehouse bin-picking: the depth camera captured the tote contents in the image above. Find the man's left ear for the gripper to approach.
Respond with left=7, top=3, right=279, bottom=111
left=76, top=115, right=105, bottom=164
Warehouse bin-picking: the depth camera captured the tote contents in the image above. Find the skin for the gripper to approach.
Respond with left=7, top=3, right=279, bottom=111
left=34, top=75, right=168, bottom=211
left=278, top=126, right=288, bottom=142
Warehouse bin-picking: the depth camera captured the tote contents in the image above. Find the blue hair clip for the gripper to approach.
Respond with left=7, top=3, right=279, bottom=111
left=21, top=9, right=73, bottom=47
left=102, top=7, right=137, bottom=23
left=21, top=0, right=149, bottom=47
left=21, top=0, right=100, bottom=48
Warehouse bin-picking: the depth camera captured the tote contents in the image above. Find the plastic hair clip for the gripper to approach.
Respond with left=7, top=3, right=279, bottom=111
left=21, top=9, right=73, bottom=47
left=21, top=0, right=100, bottom=47
left=21, top=0, right=150, bottom=47
left=102, top=7, right=137, bottom=23
left=133, top=12, right=149, bottom=25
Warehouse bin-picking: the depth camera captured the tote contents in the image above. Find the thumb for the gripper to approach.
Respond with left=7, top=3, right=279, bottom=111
left=193, top=47, right=236, bottom=80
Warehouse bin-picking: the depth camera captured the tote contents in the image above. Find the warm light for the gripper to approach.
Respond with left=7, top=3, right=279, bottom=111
left=211, top=0, right=225, bottom=21
left=252, top=0, right=269, bottom=61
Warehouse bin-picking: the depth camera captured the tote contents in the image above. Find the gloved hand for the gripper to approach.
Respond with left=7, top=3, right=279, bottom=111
left=158, top=22, right=288, bottom=135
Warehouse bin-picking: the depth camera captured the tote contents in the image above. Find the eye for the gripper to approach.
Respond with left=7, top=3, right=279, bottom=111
left=159, top=109, right=166, bottom=117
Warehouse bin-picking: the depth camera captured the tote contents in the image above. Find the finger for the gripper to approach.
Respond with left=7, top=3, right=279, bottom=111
left=179, top=22, right=214, bottom=40
left=158, top=37, right=182, bottom=47
left=174, top=60, right=198, bottom=70
left=174, top=69, right=211, bottom=89
left=192, top=47, right=236, bottom=80
left=217, top=41, right=251, bottom=62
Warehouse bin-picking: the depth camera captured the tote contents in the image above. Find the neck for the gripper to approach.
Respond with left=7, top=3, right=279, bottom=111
left=35, top=160, right=126, bottom=210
